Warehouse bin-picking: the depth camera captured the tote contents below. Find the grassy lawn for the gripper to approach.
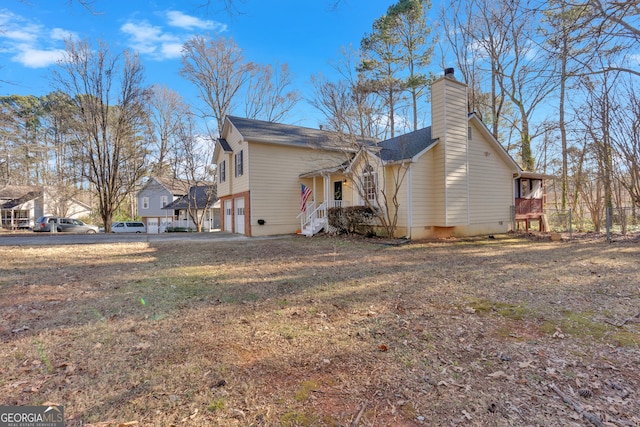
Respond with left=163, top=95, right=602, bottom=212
left=1, top=234, right=639, bottom=426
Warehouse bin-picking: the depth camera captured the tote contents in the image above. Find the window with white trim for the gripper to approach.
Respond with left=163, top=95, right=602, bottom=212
left=142, top=197, right=149, bottom=209
left=234, top=150, right=244, bottom=177
left=161, top=195, right=168, bottom=207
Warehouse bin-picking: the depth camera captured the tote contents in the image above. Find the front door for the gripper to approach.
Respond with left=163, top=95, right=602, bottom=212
left=224, top=200, right=232, bottom=232
left=234, top=197, right=245, bottom=235
left=334, top=181, right=343, bottom=207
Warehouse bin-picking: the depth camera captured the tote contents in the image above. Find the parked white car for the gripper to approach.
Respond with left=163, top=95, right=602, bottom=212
left=111, top=221, right=146, bottom=233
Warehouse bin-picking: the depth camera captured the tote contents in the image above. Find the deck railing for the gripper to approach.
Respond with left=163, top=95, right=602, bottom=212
left=515, top=198, right=543, bottom=217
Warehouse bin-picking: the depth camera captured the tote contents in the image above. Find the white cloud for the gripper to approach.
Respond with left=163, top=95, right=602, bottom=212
left=165, top=10, right=227, bottom=32
left=0, top=8, right=69, bottom=68
left=50, top=28, right=76, bottom=42
left=120, top=10, right=226, bottom=61
left=121, top=20, right=184, bottom=59
left=161, top=43, right=184, bottom=59
left=13, top=45, right=66, bottom=68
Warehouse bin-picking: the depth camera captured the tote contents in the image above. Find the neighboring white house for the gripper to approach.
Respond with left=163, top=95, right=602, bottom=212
left=0, top=185, right=93, bottom=230
left=213, top=69, right=548, bottom=238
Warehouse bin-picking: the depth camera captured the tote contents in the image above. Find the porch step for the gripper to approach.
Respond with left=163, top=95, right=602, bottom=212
left=300, top=219, right=324, bottom=237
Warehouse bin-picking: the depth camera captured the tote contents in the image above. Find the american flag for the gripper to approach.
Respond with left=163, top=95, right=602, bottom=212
left=300, top=184, right=312, bottom=212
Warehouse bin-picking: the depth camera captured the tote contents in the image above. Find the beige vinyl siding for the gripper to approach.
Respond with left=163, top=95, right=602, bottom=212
left=443, top=81, right=469, bottom=226
left=429, top=143, right=446, bottom=225
left=215, top=124, right=249, bottom=198
left=228, top=130, right=249, bottom=195
left=431, top=86, right=445, bottom=141
left=431, top=76, right=470, bottom=226
left=408, top=148, right=435, bottom=231
left=468, top=122, right=513, bottom=224
left=385, top=164, right=408, bottom=231
left=248, top=141, right=346, bottom=236
left=215, top=153, right=231, bottom=198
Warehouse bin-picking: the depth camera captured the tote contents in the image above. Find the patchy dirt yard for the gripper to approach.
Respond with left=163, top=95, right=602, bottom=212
left=1, top=233, right=639, bottom=426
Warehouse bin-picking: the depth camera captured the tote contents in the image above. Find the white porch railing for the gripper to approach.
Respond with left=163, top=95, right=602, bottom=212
left=298, top=201, right=327, bottom=236
left=169, top=217, right=217, bottom=231
left=296, top=200, right=352, bottom=236
left=328, top=200, right=350, bottom=209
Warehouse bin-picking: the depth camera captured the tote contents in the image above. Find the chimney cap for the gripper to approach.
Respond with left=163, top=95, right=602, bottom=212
left=444, top=67, right=455, bottom=78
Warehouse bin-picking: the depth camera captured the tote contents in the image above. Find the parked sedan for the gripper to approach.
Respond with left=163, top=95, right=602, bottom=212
left=34, top=216, right=99, bottom=234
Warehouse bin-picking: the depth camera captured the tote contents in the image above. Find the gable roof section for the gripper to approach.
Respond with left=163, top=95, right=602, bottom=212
left=162, top=185, right=217, bottom=210
left=299, top=159, right=352, bottom=178
left=152, top=176, right=190, bottom=195
left=218, top=138, right=233, bottom=152
left=468, top=113, right=521, bottom=173
left=0, top=185, right=42, bottom=209
left=226, top=116, right=377, bottom=152
left=378, top=127, right=437, bottom=162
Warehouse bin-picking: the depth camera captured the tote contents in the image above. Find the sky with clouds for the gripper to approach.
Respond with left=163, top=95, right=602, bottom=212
left=0, top=0, right=425, bottom=129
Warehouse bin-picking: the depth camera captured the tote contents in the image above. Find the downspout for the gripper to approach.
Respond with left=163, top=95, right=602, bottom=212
left=407, top=163, right=412, bottom=239
left=466, top=87, right=470, bottom=225
left=513, top=170, right=522, bottom=231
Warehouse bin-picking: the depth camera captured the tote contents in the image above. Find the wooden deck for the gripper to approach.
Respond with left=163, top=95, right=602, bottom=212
left=515, top=198, right=546, bottom=232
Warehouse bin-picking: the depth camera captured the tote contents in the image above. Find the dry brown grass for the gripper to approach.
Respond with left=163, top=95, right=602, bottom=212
left=1, top=234, right=639, bottom=426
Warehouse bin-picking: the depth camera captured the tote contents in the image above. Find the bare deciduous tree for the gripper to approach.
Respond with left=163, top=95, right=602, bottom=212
left=180, top=35, right=254, bottom=136
left=608, top=78, right=640, bottom=208
left=170, top=114, right=216, bottom=232
left=53, top=38, right=150, bottom=232
left=311, top=46, right=385, bottom=139
left=244, top=63, right=301, bottom=123
left=441, top=0, right=511, bottom=142
left=147, top=85, right=190, bottom=177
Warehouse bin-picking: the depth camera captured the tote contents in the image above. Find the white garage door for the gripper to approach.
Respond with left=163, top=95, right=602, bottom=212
left=224, top=200, right=233, bottom=232
left=234, top=197, right=245, bottom=235
left=147, top=218, right=158, bottom=234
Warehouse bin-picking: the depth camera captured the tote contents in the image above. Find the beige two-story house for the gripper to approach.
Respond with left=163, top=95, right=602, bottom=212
left=213, top=69, right=546, bottom=239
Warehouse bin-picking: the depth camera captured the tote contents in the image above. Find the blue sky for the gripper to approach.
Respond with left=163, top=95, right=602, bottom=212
left=0, top=0, right=434, bottom=129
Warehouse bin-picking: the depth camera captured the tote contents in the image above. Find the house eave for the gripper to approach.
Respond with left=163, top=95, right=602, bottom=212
left=247, top=137, right=358, bottom=154
left=517, top=171, right=555, bottom=180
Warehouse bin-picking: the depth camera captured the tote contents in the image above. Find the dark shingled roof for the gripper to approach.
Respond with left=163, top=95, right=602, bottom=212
left=163, top=185, right=216, bottom=210
left=227, top=116, right=377, bottom=150
left=218, top=138, right=232, bottom=152
left=377, top=127, right=436, bottom=162
left=0, top=185, right=42, bottom=209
